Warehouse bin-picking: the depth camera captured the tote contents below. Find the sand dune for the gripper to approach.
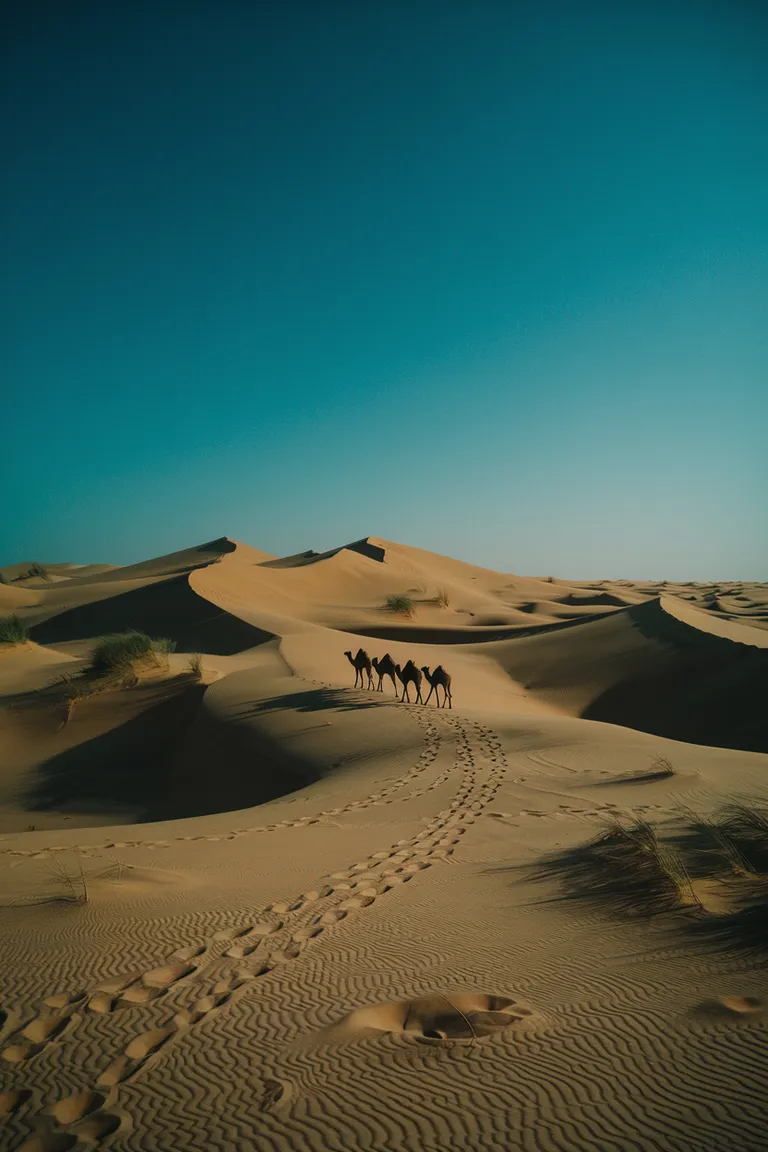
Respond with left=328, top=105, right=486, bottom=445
left=1, top=534, right=766, bottom=1151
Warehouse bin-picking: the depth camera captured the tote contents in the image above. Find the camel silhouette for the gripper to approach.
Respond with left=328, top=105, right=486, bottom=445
left=421, top=665, right=452, bottom=708
left=395, top=660, right=423, bottom=704
left=344, top=648, right=374, bottom=690
left=372, top=653, right=398, bottom=694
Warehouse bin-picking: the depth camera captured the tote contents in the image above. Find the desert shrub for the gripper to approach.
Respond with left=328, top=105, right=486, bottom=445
left=0, top=572, right=7, bottom=584
left=0, top=615, right=28, bottom=644
left=187, top=652, right=203, bottom=679
left=13, top=564, right=49, bottom=581
left=385, top=595, right=414, bottom=617
left=433, top=588, right=450, bottom=608
left=89, top=630, right=175, bottom=677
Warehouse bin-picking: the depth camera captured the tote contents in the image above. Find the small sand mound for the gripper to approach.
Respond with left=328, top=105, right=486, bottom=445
left=328, top=992, right=533, bottom=1042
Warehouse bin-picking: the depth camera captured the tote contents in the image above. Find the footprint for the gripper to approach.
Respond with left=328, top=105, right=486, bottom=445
left=72, top=1110, right=122, bottom=1142
left=270, top=946, right=301, bottom=963
left=141, top=962, right=194, bottom=989
left=119, top=985, right=164, bottom=1006
left=292, top=926, right=323, bottom=942
left=97, top=1055, right=136, bottom=1086
left=194, top=993, right=230, bottom=1012
left=2, top=1042, right=41, bottom=1063
left=171, top=944, right=206, bottom=961
left=0, top=1088, right=32, bottom=1116
left=125, top=1026, right=175, bottom=1060
left=247, top=920, right=284, bottom=937
left=50, top=1090, right=106, bottom=1124
left=225, top=941, right=262, bottom=959
left=42, top=991, right=85, bottom=1010
left=338, top=895, right=375, bottom=910
left=260, top=1077, right=292, bottom=1113
left=21, top=1015, right=68, bottom=1043
left=319, top=909, right=347, bottom=925
left=16, top=1135, right=77, bottom=1152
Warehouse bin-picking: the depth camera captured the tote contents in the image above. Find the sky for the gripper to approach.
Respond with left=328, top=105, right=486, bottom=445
left=1, top=0, right=766, bottom=579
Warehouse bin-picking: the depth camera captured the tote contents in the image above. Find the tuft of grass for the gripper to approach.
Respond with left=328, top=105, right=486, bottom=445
left=42, top=849, right=89, bottom=905
left=89, top=630, right=176, bottom=681
left=0, top=614, right=29, bottom=645
left=385, top=595, right=414, bottom=617
left=433, top=588, right=451, bottom=608
left=532, top=816, right=693, bottom=917
left=13, top=563, right=49, bottom=582
left=715, top=803, right=768, bottom=874
left=187, top=652, right=203, bottom=679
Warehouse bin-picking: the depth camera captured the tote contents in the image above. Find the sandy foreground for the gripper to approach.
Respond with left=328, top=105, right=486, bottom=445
left=0, top=536, right=767, bottom=1151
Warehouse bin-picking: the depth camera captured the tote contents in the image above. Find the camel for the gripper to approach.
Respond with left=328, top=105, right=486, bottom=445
left=344, top=648, right=374, bottom=689
left=421, top=665, right=452, bottom=708
left=372, top=653, right=398, bottom=694
left=394, top=660, right=423, bottom=704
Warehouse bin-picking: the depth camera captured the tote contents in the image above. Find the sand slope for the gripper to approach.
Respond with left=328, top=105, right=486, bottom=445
left=1, top=535, right=766, bottom=1151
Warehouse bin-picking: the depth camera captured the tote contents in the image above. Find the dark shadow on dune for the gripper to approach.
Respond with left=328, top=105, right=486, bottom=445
left=25, top=681, right=317, bottom=822
left=229, top=687, right=383, bottom=720
left=680, top=883, right=768, bottom=957
left=344, top=614, right=609, bottom=646
left=583, top=600, right=768, bottom=753
left=29, top=574, right=272, bottom=655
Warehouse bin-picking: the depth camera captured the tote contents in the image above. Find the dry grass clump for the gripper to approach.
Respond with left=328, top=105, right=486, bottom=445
left=89, top=630, right=175, bottom=681
left=433, top=588, right=451, bottom=608
left=715, top=803, right=768, bottom=873
left=187, top=652, right=203, bottom=679
left=0, top=615, right=29, bottom=645
left=385, top=595, right=414, bottom=617
left=13, top=563, right=49, bottom=581
left=533, top=817, right=693, bottom=917
left=536, top=800, right=768, bottom=954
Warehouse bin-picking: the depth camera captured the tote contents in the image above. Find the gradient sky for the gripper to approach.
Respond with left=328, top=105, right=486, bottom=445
left=2, top=0, right=766, bottom=579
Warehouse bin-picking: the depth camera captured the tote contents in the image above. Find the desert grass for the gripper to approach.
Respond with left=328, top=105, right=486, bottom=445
left=89, top=630, right=176, bottom=681
left=187, top=652, right=203, bottom=679
left=42, top=849, right=89, bottom=905
left=385, top=595, right=414, bottom=617
left=531, top=816, right=694, bottom=916
left=13, top=563, right=49, bottom=581
left=715, top=802, right=768, bottom=873
left=0, top=615, right=29, bottom=645
left=433, top=588, right=451, bottom=608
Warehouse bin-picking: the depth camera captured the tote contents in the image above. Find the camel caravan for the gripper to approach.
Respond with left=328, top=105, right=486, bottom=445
left=344, top=648, right=452, bottom=708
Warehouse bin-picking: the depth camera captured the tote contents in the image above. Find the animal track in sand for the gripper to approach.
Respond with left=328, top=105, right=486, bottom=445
left=6, top=706, right=510, bottom=1146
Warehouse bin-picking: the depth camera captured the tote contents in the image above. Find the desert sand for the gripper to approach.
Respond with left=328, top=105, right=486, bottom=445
left=1, top=535, right=767, bottom=1151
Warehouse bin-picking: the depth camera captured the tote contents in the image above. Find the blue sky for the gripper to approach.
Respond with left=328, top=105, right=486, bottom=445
left=2, top=0, right=766, bottom=579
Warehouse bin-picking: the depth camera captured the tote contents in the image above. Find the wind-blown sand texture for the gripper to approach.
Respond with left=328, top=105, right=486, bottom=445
left=1, top=536, right=767, bottom=1150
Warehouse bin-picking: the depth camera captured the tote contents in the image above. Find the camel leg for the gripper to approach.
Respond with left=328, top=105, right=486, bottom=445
left=424, top=684, right=435, bottom=706
left=446, top=686, right=452, bottom=709
left=416, top=681, right=423, bottom=704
